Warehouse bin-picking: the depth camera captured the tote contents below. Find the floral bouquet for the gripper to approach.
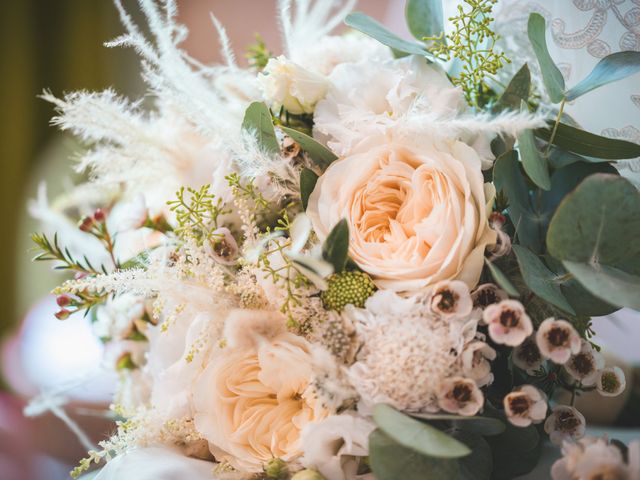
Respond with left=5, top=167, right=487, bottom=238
left=29, top=0, right=640, bottom=479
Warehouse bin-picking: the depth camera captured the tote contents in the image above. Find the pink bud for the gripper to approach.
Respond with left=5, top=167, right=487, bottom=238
left=55, top=309, right=71, bottom=320
left=56, top=295, right=71, bottom=307
left=94, top=208, right=106, bottom=222
left=79, top=216, right=94, bottom=232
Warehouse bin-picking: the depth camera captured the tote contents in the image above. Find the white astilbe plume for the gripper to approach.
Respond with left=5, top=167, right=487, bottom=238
left=210, top=14, right=236, bottom=68
left=278, top=0, right=357, bottom=61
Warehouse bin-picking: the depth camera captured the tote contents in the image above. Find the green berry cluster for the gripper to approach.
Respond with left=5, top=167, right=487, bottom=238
left=321, top=271, right=375, bottom=311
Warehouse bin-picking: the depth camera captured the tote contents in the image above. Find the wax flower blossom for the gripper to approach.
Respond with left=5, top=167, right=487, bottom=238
left=483, top=299, right=533, bottom=346
left=437, top=377, right=484, bottom=416
left=461, top=339, right=496, bottom=386
left=545, top=405, right=587, bottom=445
left=536, top=318, right=581, bottom=364
left=512, top=335, right=544, bottom=373
left=471, top=283, right=508, bottom=309
left=503, top=385, right=547, bottom=427
left=428, top=280, right=473, bottom=319
left=597, top=366, right=626, bottom=397
left=564, top=340, right=604, bottom=386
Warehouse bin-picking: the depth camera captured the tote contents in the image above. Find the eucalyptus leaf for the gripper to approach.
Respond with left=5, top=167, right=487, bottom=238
left=527, top=13, right=565, bottom=103
left=405, top=0, right=444, bottom=41
left=280, top=126, right=337, bottom=168
left=242, top=102, right=279, bottom=154
left=345, top=12, right=434, bottom=59
left=497, top=63, right=531, bottom=110
left=369, top=429, right=460, bottom=480
left=517, top=128, right=550, bottom=190
left=484, top=259, right=519, bottom=297
left=563, top=261, right=640, bottom=310
left=322, top=219, right=350, bottom=273
left=536, top=122, right=640, bottom=159
left=373, top=404, right=471, bottom=459
left=487, top=423, right=541, bottom=480
left=512, top=244, right=575, bottom=314
left=299, top=168, right=318, bottom=211
left=448, top=430, right=493, bottom=480
left=546, top=174, right=640, bottom=272
left=493, top=151, right=542, bottom=252
left=411, top=412, right=505, bottom=436
left=566, top=51, right=640, bottom=101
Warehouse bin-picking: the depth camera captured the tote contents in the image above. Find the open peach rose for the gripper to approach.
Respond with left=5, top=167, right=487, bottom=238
left=307, top=139, right=496, bottom=291
left=193, top=310, right=328, bottom=472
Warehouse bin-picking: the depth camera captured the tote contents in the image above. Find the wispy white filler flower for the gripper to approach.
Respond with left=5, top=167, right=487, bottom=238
left=483, top=299, right=533, bottom=346
left=544, top=405, right=586, bottom=445
left=503, top=385, right=547, bottom=427
left=536, top=318, right=581, bottom=365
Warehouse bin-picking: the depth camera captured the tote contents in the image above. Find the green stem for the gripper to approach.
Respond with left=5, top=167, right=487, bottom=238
left=545, top=97, right=566, bottom=156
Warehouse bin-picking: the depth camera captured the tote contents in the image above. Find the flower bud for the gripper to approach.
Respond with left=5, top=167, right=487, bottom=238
left=55, top=309, right=71, bottom=320
left=596, top=366, right=626, bottom=397
left=471, top=283, right=508, bottom=309
left=78, top=216, right=94, bottom=232
left=291, top=470, right=325, bottom=480
left=93, top=208, right=106, bottom=222
left=264, top=458, right=289, bottom=480
left=56, top=294, right=72, bottom=307
left=461, top=340, right=496, bottom=387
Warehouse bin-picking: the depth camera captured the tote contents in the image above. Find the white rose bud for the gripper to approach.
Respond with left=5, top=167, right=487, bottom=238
left=258, top=55, right=328, bottom=115
left=536, top=318, right=581, bottom=365
left=544, top=405, right=586, bottom=445
left=483, top=299, right=533, bottom=347
left=437, top=377, right=484, bottom=416
left=429, top=280, right=473, bottom=319
left=564, top=340, right=604, bottom=386
left=596, top=366, right=626, bottom=397
left=503, top=385, right=547, bottom=427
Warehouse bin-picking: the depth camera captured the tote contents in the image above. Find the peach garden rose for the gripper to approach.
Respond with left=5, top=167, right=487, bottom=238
left=307, top=138, right=496, bottom=291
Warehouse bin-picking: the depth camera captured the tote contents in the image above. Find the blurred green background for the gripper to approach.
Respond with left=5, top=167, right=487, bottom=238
left=0, top=0, right=144, bottom=347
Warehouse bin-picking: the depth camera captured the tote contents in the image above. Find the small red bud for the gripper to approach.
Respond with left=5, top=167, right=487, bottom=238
left=55, top=309, right=71, bottom=320
left=56, top=295, right=71, bottom=307
left=79, top=216, right=94, bottom=232
left=548, top=372, right=558, bottom=382
left=94, top=208, right=106, bottom=222
left=489, top=212, right=506, bottom=227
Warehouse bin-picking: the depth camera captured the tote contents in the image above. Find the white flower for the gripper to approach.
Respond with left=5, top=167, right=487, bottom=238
left=483, top=299, right=533, bottom=346
left=437, top=377, right=484, bottom=416
left=313, top=56, right=466, bottom=156
left=471, top=283, right=508, bottom=309
left=512, top=335, right=544, bottom=373
left=597, top=366, right=626, bottom=397
left=193, top=309, right=328, bottom=472
left=544, top=405, right=586, bottom=445
left=536, top=318, right=581, bottom=365
left=205, top=227, right=239, bottom=265
left=296, top=33, right=393, bottom=76
left=93, top=293, right=146, bottom=340
left=551, top=436, right=640, bottom=480
left=258, top=55, right=329, bottom=115
left=461, top=340, right=496, bottom=387
left=346, top=290, right=479, bottom=413
left=564, top=340, right=604, bottom=386
left=300, top=412, right=375, bottom=480
left=429, top=280, right=473, bottom=319
left=503, top=385, right=547, bottom=427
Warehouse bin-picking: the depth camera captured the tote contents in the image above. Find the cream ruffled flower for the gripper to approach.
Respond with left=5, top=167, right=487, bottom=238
left=258, top=56, right=329, bottom=115
left=536, top=318, right=581, bottom=364
left=503, top=385, right=547, bottom=427
left=437, top=377, right=484, bottom=416
left=307, top=138, right=496, bottom=292
left=193, top=309, right=328, bottom=472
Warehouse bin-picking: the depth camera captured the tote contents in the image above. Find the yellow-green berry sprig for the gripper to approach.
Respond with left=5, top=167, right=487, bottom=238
left=321, top=271, right=376, bottom=312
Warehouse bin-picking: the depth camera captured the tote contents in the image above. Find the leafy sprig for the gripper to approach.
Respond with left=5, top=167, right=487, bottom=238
left=32, top=232, right=107, bottom=275
left=427, top=0, right=510, bottom=106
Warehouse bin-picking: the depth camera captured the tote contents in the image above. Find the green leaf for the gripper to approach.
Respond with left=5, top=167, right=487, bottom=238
left=518, top=128, right=550, bottom=190
left=405, top=0, right=444, bottom=41
left=566, top=51, right=640, bottom=101
left=322, top=219, right=350, bottom=273
left=563, top=261, right=640, bottom=311
left=512, top=244, right=575, bottom=314
left=536, top=122, right=640, bottom=159
left=527, top=13, right=565, bottom=103
left=345, top=12, right=434, bottom=59
left=373, top=404, right=471, bottom=459
left=242, top=102, right=279, bottom=154
left=484, top=259, right=519, bottom=297
left=493, top=151, right=542, bottom=252
left=487, top=423, right=541, bottom=480
left=410, top=412, right=505, bottom=436
left=547, top=174, right=640, bottom=272
left=299, top=168, right=318, bottom=211
left=448, top=430, right=493, bottom=480
left=369, top=429, right=460, bottom=480
left=280, top=126, right=338, bottom=169
left=497, top=63, right=531, bottom=110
